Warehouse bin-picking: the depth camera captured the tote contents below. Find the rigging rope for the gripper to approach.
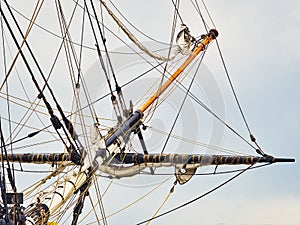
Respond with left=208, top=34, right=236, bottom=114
left=144, top=0, right=182, bottom=129
left=90, top=0, right=128, bottom=119
left=5, top=1, right=178, bottom=56
left=0, top=118, right=11, bottom=223
left=215, top=40, right=265, bottom=156
left=171, top=0, right=184, bottom=24
left=200, top=0, right=216, bottom=28
left=107, top=0, right=169, bottom=46
left=0, top=68, right=58, bottom=143
left=135, top=40, right=258, bottom=151
left=0, top=0, right=44, bottom=92
left=140, top=163, right=271, bottom=176
left=90, top=0, right=118, bottom=92
left=0, top=3, right=60, bottom=134
left=99, top=0, right=105, bottom=38
left=161, top=50, right=205, bottom=154
left=55, top=0, right=94, bottom=167
left=84, top=176, right=173, bottom=224
left=137, top=164, right=254, bottom=224
left=191, top=0, right=209, bottom=33
left=76, top=2, right=86, bottom=88
left=1, top=1, right=19, bottom=187
left=99, top=0, right=177, bottom=61
left=85, top=0, right=121, bottom=121
left=77, top=179, right=113, bottom=223
left=53, top=0, right=99, bottom=132
left=193, top=0, right=263, bottom=154
left=71, top=172, right=92, bottom=225
left=145, top=180, right=177, bottom=225
left=149, top=126, right=247, bottom=155
left=1, top=61, right=163, bottom=152
left=2, top=0, right=84, bottom=161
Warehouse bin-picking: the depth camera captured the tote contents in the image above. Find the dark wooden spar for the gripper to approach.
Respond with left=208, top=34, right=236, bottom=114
left=0, top=152, right=294, bottom=165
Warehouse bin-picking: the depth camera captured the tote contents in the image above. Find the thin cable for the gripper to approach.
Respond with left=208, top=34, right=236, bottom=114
left=187, top=86, right=257, bottom=150
left=0, top=3, right=70, bottom=150
left=85, top=176, right=173, bottom=224
left=3, top=0, right=80, bottom=154
left=216, top=40, right=251, bottom=134
left=84, top=0, right=114, bottom=98
left=144, top=0, right=180, bottom=123
left=107, top=0, right=169, bottom=46
left=195, top=0, right=263, bottom=153
left=191, top=0, right=209, bottom=32
left=93, top=177, right=109, bottom=225
left=99, top=0, right=175, bottom=61
left=55, top=1, right=92, bottom=157
left=189, top=2, right=257, bottom=149
left=215, top=40, right=264, bottom=154
left=1, top=0, right=18, bottom=183
left=0, top=52, right=57, bottom=143
left=171, top=0, right=184, bottom=24
left=161, top=51, right=205, bottom=154
left=137, top=164, right=253, bottom=224
left=146, top=51, right=257, bottom=150
left=149, top=126, right=247, bottom=156
left=90, top=0, right=119, bottom=89
left=54, top=0, right=85, bottom=149
left=0, top=0, right=44, bottom=91
left=146, top=190, right=172, bottom=225
left=140, top=163, right=271, bottom=176
left=200, top=0, right=216, bottom=28
left=0, top=122, right=9, bottom=222
left=53, top=0, right=99, bottom=130
left=6, top=2, right=171, bottom=54
left=99, top=0, right=105, bottom=39
left=90, top=0, right=127, bottom=118
left=6, top=0, right=176, bottom=56
left=2, top=62, right=163, bottom=150
left=76, top=2, right=86, bottom=87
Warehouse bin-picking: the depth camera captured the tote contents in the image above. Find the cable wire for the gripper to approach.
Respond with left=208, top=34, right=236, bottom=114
left=137, top=164, right=254, bottom=224
left=215, top=40, right=265, bottom=155
left=161, top=51, right=205, bottom=154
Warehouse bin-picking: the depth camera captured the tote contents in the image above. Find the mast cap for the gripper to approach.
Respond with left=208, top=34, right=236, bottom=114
left=209, top=29, right=218, bottom=39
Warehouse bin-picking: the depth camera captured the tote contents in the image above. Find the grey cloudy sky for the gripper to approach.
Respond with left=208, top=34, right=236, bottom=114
left=1, top=0, right=299, bottom=225
left=108, top=1, right=300, bottom=224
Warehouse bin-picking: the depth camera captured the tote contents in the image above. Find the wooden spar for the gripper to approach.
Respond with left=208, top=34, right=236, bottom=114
left=105, top=29, right=218, bottom=147
left=139, top=29, right=218, bottom=113
left=1, top=153, right=294, bottom=165
left=114, top=153, right=295, bottom=165
left=0, top=153, right=71, bottom=164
